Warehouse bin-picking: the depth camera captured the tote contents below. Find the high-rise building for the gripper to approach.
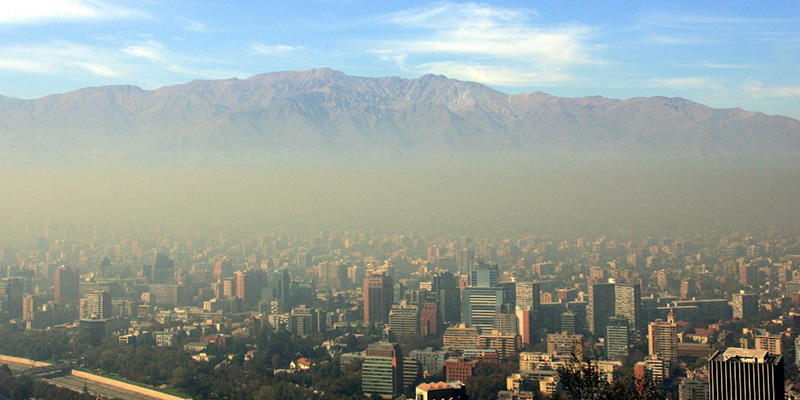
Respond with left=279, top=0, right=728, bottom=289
left=635, top=354, right=670, bottom=386
left=456, top=249, right=475, bottom=275
left=434, top=272, right=461, bottom=324
left=443, top=324, right=481, bottom=351
left=493, top=312, right=518, bottom=335
left=388, top=301, right=419, bottom=337
left=740, top=264, right=758, bottom=287
left=470, top=263, right=498, bottom=287
left=516, top=281, right=540, bottom=312
left=754, top=329, right=783, bottom=355
left=79, top=290, right=111, bottom=319
left=561, top=311, right=577, bottom=335
left=606, top=316, right=629, bottom=360
left=151, top=252, right=174, bottom=284
left=732, top=291, right=758, bottom=321
left=462, top=286, right=506, bottom=330
left=289, top=305, right=318, bottom=337
left=419, top=302, right=440, bottom=336
left=55, top=265, right=80, bottom=307
left=615, top=284, right=641, bottom=330
left=362, top=342, right=403, bottom=397
left=708, top=348, right=784, bottom=400
left=364, top=273, right=394, bottom=325
left=587, top=282, right=615, bottom=338
left=0, top=278, right=23, bottom=319
left=547, top=332, right=584, bottom=359
left=235, top=269, right=262, bottom=309
left=680, top=278, right=697, bottom=300
left=649, top=318, right=678, bottom=364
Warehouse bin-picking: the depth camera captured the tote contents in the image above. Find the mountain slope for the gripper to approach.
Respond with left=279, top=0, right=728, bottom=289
left=0, top=68, right=798, bottom=162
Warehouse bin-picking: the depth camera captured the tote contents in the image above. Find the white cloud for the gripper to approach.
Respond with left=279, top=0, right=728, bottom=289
left=0, top=0, right=147, bottom=24
left=652, top=77, right=722, bottom=90
left=744, top=81, right=800, bottom=98
left=0, top=41, right=120, bottom=76
left=649, top=35, right=716, bottom=45
left=123, top=40, right=167, bottom=64
left=251, top=43, right=303, bottom=56
left=376, top=2, right=600, bottom=86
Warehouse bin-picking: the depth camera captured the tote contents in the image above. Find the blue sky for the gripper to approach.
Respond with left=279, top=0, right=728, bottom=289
left=1, top=0, right=799, bottom=118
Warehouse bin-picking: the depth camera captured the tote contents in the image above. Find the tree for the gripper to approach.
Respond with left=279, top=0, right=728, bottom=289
left=556, top=352, right=665, bottom=400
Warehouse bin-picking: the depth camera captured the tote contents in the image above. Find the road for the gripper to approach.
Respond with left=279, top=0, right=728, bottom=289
left=3, top=360, right=178, bottom=400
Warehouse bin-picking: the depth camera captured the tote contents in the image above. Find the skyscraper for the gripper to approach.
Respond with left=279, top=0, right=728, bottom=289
left=151, top=252, right=174, bottom=284
left=470, top=262, right=498, bottom=287
left=516, top=281, right=540, bottom=312
left=463, top=285, right=507, bottom=330
left=587, top=282, right=615, bottom=338
left=364, top=273, right=394, bottom=325
left=419, top=301, right=440, bottom=336
left=289, top=305, right=318, bottom=337
left=708, top=348, right=784, bottom=400
left=732, top=291, right=758, bottom=321
left=362, top=342, right=404, bottom=397
left=649, top=318, right=678, bottom=364
left=388, top=301, right=419, bottom=337
left=615, top=284, right=641, bottom=330
left=606, top=316, right=629, bottom=360
left=79, top=290, right=111, bottom=319
left=235, top=269, right=262, bottom=309
left=55, top=265, right=80, bottom=307
left=434, top=271, right=460, bottom=324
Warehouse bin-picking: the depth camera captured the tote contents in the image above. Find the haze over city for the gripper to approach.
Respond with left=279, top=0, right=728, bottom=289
left=0, top=1, right=799, bottom=400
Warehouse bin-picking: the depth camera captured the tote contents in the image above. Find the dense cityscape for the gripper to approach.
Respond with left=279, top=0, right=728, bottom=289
left=0, top=221, right=798, bottom=399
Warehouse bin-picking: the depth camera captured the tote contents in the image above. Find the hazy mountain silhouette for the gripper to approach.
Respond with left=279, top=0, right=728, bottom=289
left=1, top=68, right=798, bottom=163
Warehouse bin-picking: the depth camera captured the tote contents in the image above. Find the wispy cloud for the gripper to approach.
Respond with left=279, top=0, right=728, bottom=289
left=251, top=43, right=303, bottom=56
left=652, top=77, right=722, bottom=90
left=123, top=40, right=167, bottom=64
left=0, top=41, right=121, bottom=77
left=0, top=0, right=147, bottom=24
left=183, top=20, right=208, bottom=33
left=374, top=2, right=601, bottom=86
left=676, top=62, right=750, bottom=69
left=744, top=81, right=800, bottom=98
left=640, top=12, right=792, bottom=30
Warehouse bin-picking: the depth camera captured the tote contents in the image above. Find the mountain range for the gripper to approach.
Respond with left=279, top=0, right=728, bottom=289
left=1, top=68, right=798, bottom=162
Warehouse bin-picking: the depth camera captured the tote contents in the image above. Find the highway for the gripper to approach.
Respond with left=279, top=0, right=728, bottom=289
left=3, top=360, right=181, bottom=400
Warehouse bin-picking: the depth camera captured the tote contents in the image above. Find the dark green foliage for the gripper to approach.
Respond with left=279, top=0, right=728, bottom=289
left=465, top=361, right=518, bottom=400
left=556, top=353, right=665, bottom=400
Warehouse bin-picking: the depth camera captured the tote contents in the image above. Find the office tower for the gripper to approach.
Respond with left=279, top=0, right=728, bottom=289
left=443, top=324, right=481, bottom=351
left=22, top=294, right=34, bottom=321
left=754, top=329, right=783, bottom=355
left=55, top=265, right=80, bottom=306
left=434, top=271, right=461, bottom=324
left=222, top=277, right=236, bottom=299
left=656, top=269, right=669, bottom=291
left=740, top=263, right=758, bottom=287
left=516, top=281, right=540, bottom=312
left=462, top=285, right=506, bottom=330
left=606, top=316, right=629, bottom=360
left=587, top=282, right=615, bottom=338
left=410, top=348, right=448, bottom=377
left=273, top=269, right=291, bottom=312
left=615, top=284, right=641, bottom=331
left=388, top=301, right=419, bottom=337
left=151, top=252, right=174, bottom=284
left=0, top=278, right=23, bottom=319
left=470, top=263, right=499, bottom=287
left=79, top=318, right=107, bottom=346
left=732, top=291, right=758, bottom=321
left=680, top=278, right=697, bottom=300
left=493, top=312, right=518, bottom=335
left=649, top=318, right=678, bottom=364
left=456, top=248, right=475, bottom=275
left=364, top=273, right=394, bottom=325
left=420, top=302, right=440, bottom=336
left=561, top=311, right=577, bottom=335
left=235, top=270, right=262, bottom=309
left=79, top=290, right=111, bottom=319
left=289, top=305, right=318, bottom=337
left=679, top=374, right=709, bottom=400
left=362, top=342, right=403, bottom=397
left=708, top=348, right=784, bottom=400
left=516, top=309, right=533, bottom=345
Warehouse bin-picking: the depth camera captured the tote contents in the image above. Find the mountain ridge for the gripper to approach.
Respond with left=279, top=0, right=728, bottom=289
left=0, top=68, right=798, bottom=163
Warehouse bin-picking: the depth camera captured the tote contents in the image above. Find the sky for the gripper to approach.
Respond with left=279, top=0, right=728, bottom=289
left=0, top=0, right=799, bottom=119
